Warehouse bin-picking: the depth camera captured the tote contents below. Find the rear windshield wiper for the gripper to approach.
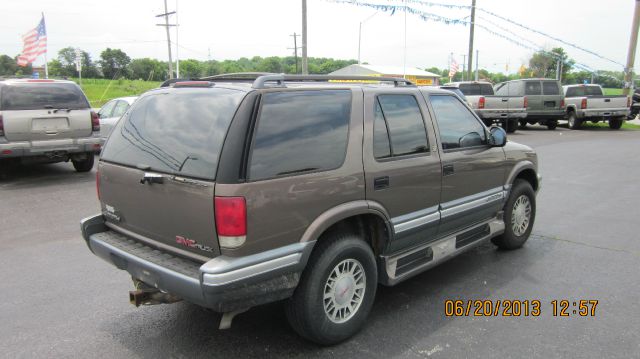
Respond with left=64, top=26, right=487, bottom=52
left=52, top=108, right=72, bottom=113
left=276, top=167, right=319, bottom=176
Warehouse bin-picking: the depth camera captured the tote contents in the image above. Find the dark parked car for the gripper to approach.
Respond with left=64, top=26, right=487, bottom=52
left=81, top=74, right=541, bottom=345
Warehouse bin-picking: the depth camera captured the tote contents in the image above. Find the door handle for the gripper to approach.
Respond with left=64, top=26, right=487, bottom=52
left=140, top=172, right=164, bottom=185
left=501, top=98, right=509, bottom=102
left=374, top=176, right=390, bottom=190
left=443, top=164, right=455, bottom=176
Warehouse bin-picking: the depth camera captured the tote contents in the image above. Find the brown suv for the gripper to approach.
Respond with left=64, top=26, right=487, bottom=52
left=81, top=74, right=540, bottom=345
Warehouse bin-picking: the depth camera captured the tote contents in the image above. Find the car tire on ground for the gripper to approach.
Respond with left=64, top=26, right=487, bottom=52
left=506, top=120, right=517, bottom=133
left=285, top=233, right=377, bottom=346
left=568, top=111, right=581, bottom=129
left=546, top=120, right=558, bottom=130
left=609, top=118, right=623, bottom=130
left=491, top=179, right=536, bottom=250
left=518, top=120, right=527, bottom=129
left=72, top=153, right=95, bottom=172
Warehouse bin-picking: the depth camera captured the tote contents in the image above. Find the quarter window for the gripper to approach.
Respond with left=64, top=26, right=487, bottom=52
left=373, top=95, right=429, bottom=159
left=249, top=90, right=351, bottom=180
left=430, top=95, right=486, bottom=150
left=111, top=100, right=130, bottom=118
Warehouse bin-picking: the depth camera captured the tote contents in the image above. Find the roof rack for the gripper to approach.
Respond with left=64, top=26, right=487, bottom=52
left=199, top=72, right=276, bottom=82
left=251, top=74, right=415, bottom=89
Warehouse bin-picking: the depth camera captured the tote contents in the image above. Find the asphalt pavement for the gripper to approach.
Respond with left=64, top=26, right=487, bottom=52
left=1, top=124, right=639, bottom=358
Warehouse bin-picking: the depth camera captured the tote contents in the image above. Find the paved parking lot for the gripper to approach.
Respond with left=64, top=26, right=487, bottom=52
left=1, top=125, right=639, bottom=358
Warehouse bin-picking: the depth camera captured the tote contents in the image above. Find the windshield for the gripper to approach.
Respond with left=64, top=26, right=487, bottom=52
left=1, top=83, right=90, bottom=111
left=100, top=88, right=245, bottom=180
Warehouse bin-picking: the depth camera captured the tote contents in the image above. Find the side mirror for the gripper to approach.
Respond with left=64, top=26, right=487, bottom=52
left=489, top=126, right=507, bottom=147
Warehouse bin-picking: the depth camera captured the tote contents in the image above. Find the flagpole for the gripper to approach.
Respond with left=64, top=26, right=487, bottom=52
left=42, top=12, right=48, bottom=79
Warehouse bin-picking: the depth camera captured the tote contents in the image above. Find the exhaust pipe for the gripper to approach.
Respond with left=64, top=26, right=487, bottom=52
left=129, top=288, right=182, bottom=306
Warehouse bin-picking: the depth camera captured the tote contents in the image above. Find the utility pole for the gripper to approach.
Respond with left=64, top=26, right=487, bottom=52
left=358, top=12, right=377, bottom=65
left=467, top=0, right=476, bottom=81
left=475, top=49, right=479, bottom=81
left=156, top=0, right=176, bottom=79
left=301, top=0, right=308, bottom=74
left=289, top=32, right=300, bottom=74
left=623, top=0, right=640, bottom=95
left=175, top=0, right=179, bottom=78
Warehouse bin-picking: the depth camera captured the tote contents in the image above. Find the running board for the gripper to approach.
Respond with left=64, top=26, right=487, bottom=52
left=380, top=218, right=505, bottom=286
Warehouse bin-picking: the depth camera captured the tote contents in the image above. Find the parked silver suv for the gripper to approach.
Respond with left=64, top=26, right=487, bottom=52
left=0, top=79, right=101, bottom=171
left=81, top=74, right=541, bottom=345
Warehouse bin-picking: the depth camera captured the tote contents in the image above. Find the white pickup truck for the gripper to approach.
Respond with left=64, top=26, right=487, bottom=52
left=447, top=81, right=527, bottom=133
left=563, top=84, right=630, bottom=130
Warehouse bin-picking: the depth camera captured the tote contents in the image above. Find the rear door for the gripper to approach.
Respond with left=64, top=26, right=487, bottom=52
left=1, top=82, right=92, bottom=141
left=524, top=81, right=543, bottom=114
left=363, top=88, right=442, bottom=253
left=542, top=80, right=563, bottom=112
left=98, top=87, right=247, bottom=261
left=427, top=94, right=505, bottom=236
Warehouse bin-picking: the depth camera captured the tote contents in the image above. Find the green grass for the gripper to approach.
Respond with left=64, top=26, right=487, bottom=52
left=71, top=78, right=161, bottom=107
left=602, top=88, right=623, bottom=95
left=579, top=121, right=640, bottom=130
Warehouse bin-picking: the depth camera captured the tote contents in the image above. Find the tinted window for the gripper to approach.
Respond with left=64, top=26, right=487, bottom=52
left=249, top=90, right=351, bottom=180
left=373, top=101, right=392, bottom=159
left=542, top=81, right=560, bottom=95
left=112, top=100, right=130, bottom=118
left=377, top=95, right=429, bottom=156
left=1, top=83, right=89, bottom=111
left=430, top=95, right=486, bottom=150
left=495, top=82, right=509, bottom=96
left=458, top=83, right=494, bottom=96
left=98, top=100, right=116, bottom=118
left=101, top=88, right=245, bottom=180
left=525, top=81, right=542, bottom=95
left=565, top=86, right=603, bottom=97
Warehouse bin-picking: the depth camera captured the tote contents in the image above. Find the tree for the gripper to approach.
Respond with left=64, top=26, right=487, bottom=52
left=256, top=57, right=283, bottom=73
left=529, top=47, right=574, bottom=79
left=128, top=58, right=167, bottom=81
left=100, top=48, right=131, bottom=79
left=179, top=59, right=204, bottom=78
left=0, top=55, right=18, bottom=76
left=55, top=47, right=100, bottom=78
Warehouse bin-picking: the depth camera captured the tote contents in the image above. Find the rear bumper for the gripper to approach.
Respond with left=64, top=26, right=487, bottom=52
left=80, top=214, right=315, bottom=312
left=476, top=110, right=527, bottom=120
left=526, top=111, right=566, bottom=121
left=576, top=109, right=629, bottom=119
left=0, top=135, right=102, bottom=158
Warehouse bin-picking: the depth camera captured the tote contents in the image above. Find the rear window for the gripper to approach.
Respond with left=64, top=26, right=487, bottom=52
left=458, top=83, right=494, bottom=96
left=565, top=86, right=603, bottom=97
left=101, top=88, right=245, bottom=180
left=525, top=81, right=542, bottom=95
left=1, top=83, right=89, bottom=111
left=542, top=81, right=560, bottom=95
left=248, top=90, right=351, bottom=181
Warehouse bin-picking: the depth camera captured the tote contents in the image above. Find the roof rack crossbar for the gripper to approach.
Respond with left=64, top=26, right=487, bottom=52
left=251, top=74, right=415, bottom=89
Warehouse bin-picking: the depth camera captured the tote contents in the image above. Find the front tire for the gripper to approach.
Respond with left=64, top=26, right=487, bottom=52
left=567, top=112, right=581, bottom=129
left=285, top=233, right=377, bottom=345
left=72, top=153, right=95, bottom=172
left=491, top=179, right=536, bottom=250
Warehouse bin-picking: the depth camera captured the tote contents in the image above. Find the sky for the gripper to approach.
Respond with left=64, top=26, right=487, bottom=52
left=0, top=0, right=636, bottom=75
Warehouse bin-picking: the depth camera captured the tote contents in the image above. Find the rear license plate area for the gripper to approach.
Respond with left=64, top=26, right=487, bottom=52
left=544, top=101, right=556, bottom=108
left=32, top=118, right=69, bottom=132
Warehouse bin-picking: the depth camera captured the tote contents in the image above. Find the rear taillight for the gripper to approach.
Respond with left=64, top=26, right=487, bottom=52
left=0, top=114, right=4, bottom=137
left=478, top=96, right=485, bottom=109
left=523, top=96, right=528, bottom=108
left=91, top=111, right=100, bottom=132
left=96, top=169, right=101, bottom=200
left=581, top=98, right=587, bottom=109
left=215, top=197, right=247, bottom=249
left=627, top=96, right=631, bottom=108
left=560, top=99, right=565, bottom=109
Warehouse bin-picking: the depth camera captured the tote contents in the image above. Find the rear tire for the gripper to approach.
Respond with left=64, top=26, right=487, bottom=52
left=72, top=153, right=95, bottom=172
left=506, top=120, right=517, bottom=133
left=546, top=120, right=558, bottom=130
left=491, top=179, right=536, bottom=250
left=609, top=118, right=623, bottom=130
left=567, top=112, right=581, bottom=129
left=285, top=233, right=377, bottom=346
left=518, top=120, right=527, bottom=129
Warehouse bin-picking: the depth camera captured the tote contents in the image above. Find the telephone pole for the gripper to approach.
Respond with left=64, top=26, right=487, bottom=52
left=467, top=0, right=476, bottom=81
left=623, top=0, right=640, bottom=95
left=156, top=0, right=176, bottom=79
left=289, top=32, right=300, bottom=74
left=301, top=0, right=308, bottom=74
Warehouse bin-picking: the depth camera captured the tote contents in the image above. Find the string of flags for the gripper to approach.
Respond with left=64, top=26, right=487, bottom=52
left=328, top=0, right=612, bottom=74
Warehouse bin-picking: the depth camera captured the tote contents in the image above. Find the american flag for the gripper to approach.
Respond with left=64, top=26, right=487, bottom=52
left=448, top=58, right=459, bottom=78
left=17, top=16, right=47, bottom=67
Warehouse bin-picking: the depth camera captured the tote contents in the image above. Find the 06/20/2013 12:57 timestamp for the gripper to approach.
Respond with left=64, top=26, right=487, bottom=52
left=444, top=299, right=599, bottom=317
